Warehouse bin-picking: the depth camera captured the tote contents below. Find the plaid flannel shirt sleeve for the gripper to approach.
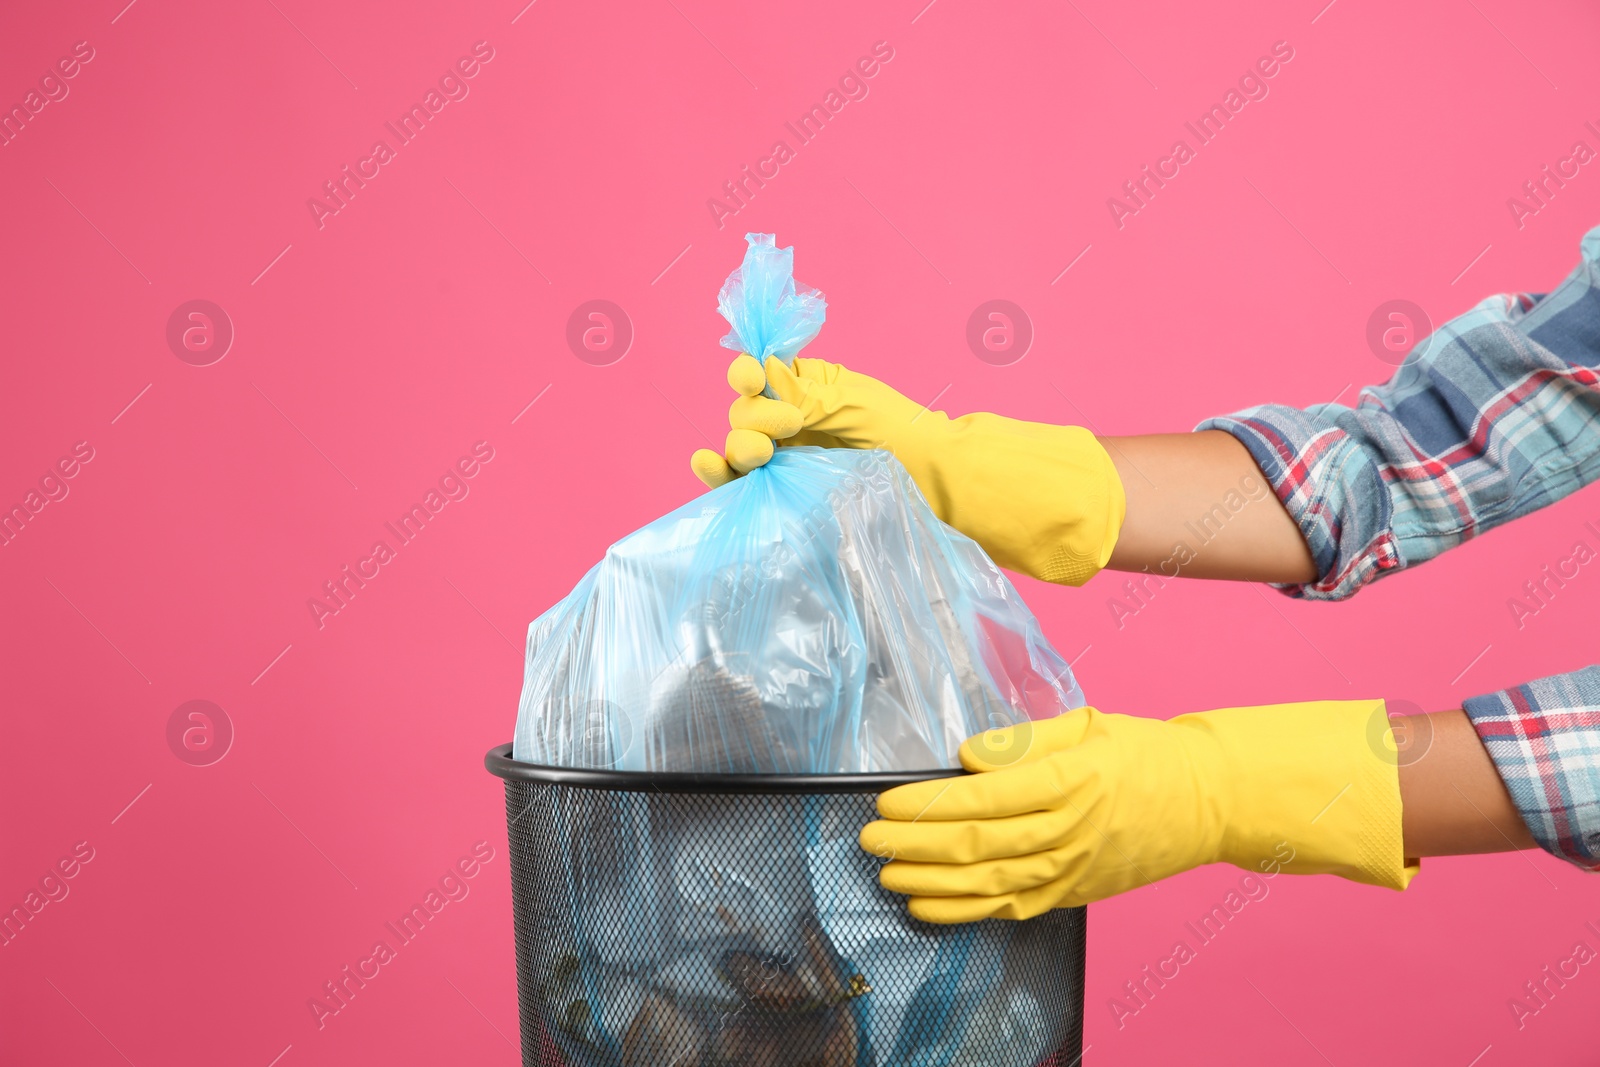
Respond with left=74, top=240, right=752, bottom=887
left=1463, top=668, right=1600, bottom=869
left=1197, top=225, right=1600, bottom=870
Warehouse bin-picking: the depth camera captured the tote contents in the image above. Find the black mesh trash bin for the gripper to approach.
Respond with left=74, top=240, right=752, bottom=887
left=487, top=744, right=1086, bottom=1067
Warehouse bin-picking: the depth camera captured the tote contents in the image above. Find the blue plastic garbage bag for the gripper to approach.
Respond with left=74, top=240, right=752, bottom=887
left=717, top=232, right=827, bottom=378
left=511, top=234, right=1082, bottom=1066
left=513, top=445, right=1083, bottom=772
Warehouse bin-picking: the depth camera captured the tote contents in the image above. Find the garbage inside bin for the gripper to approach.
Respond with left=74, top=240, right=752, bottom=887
left=495, top=234, right=1086, bottom=1066
left=487, top=753, right=1088, bottom=1067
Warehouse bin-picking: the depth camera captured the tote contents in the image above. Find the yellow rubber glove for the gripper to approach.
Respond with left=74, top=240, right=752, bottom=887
left=689, top=355, right=1126, bottom=586
left=858, top=700, right=1417, bottom=923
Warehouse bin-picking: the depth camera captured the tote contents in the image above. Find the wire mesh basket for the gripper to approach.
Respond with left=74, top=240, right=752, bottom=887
left=486, top=744, right=1086, bottom=1067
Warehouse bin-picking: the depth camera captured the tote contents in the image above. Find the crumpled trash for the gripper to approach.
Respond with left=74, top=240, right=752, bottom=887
left=536, top=790, right=1066, bottom=1067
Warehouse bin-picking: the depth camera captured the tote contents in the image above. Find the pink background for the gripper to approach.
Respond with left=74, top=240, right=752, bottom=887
left=3, top=0, right=1598, bottom=1063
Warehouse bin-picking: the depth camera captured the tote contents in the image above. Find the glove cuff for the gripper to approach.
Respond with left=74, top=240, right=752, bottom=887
left=919, top=417, right=1127, bottom=586
left=1038, top=427, right=1127, bottom=586
left=1198, top=700, right=1418, bottom=891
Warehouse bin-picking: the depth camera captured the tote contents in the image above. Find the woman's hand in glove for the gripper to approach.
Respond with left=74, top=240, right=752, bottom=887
left=858, top=700, right=1418, bottom=923
left=689, top=354, right=1126, bottom=586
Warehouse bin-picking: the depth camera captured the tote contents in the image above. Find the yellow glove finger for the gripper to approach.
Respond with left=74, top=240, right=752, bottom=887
left=788, top=428, right=843, bottom=449
left=875, top=744, right=1096, bottom=823
left=765, top=355, right=878, bottom=440
left=727, top=353, right=766, bottom=397
left=729, top=395, right=804, bottom=439
left=762, top=355, right=835, bottom=412
left=959, top=708, right=1097, bottom=773
left=785, top=355, right=846, bottom=386
left=765, top=356, right=930, bottom=452
left=907, top=880, right=1077, bottom=924
left=690, top=448, right=736, bottom=488
left=859, top=805, right=1077, bottom=865
left=724, top=428, right=774, bottom=473
left=879, top=843, right=1088, bottom=897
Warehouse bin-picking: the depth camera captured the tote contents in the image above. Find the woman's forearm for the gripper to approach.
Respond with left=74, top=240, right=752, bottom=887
left=1098, top=433, right=1536, bottom=858
left=1395, top=709, right=1537, bottom=856
left=1101, top=430, right=1319, bottom=583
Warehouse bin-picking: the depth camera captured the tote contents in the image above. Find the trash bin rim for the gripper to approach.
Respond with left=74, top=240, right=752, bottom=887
left=484, top=743, right=964, bottom=794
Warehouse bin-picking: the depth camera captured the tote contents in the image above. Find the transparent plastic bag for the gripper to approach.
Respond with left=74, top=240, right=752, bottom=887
left=717, top=232, right=827, bottom=372
left=514, top=445, right=1082, bottom=772
left=506, top=234, right=1086, bottom=1066
left=513, top=234, right=1082, bottom=772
